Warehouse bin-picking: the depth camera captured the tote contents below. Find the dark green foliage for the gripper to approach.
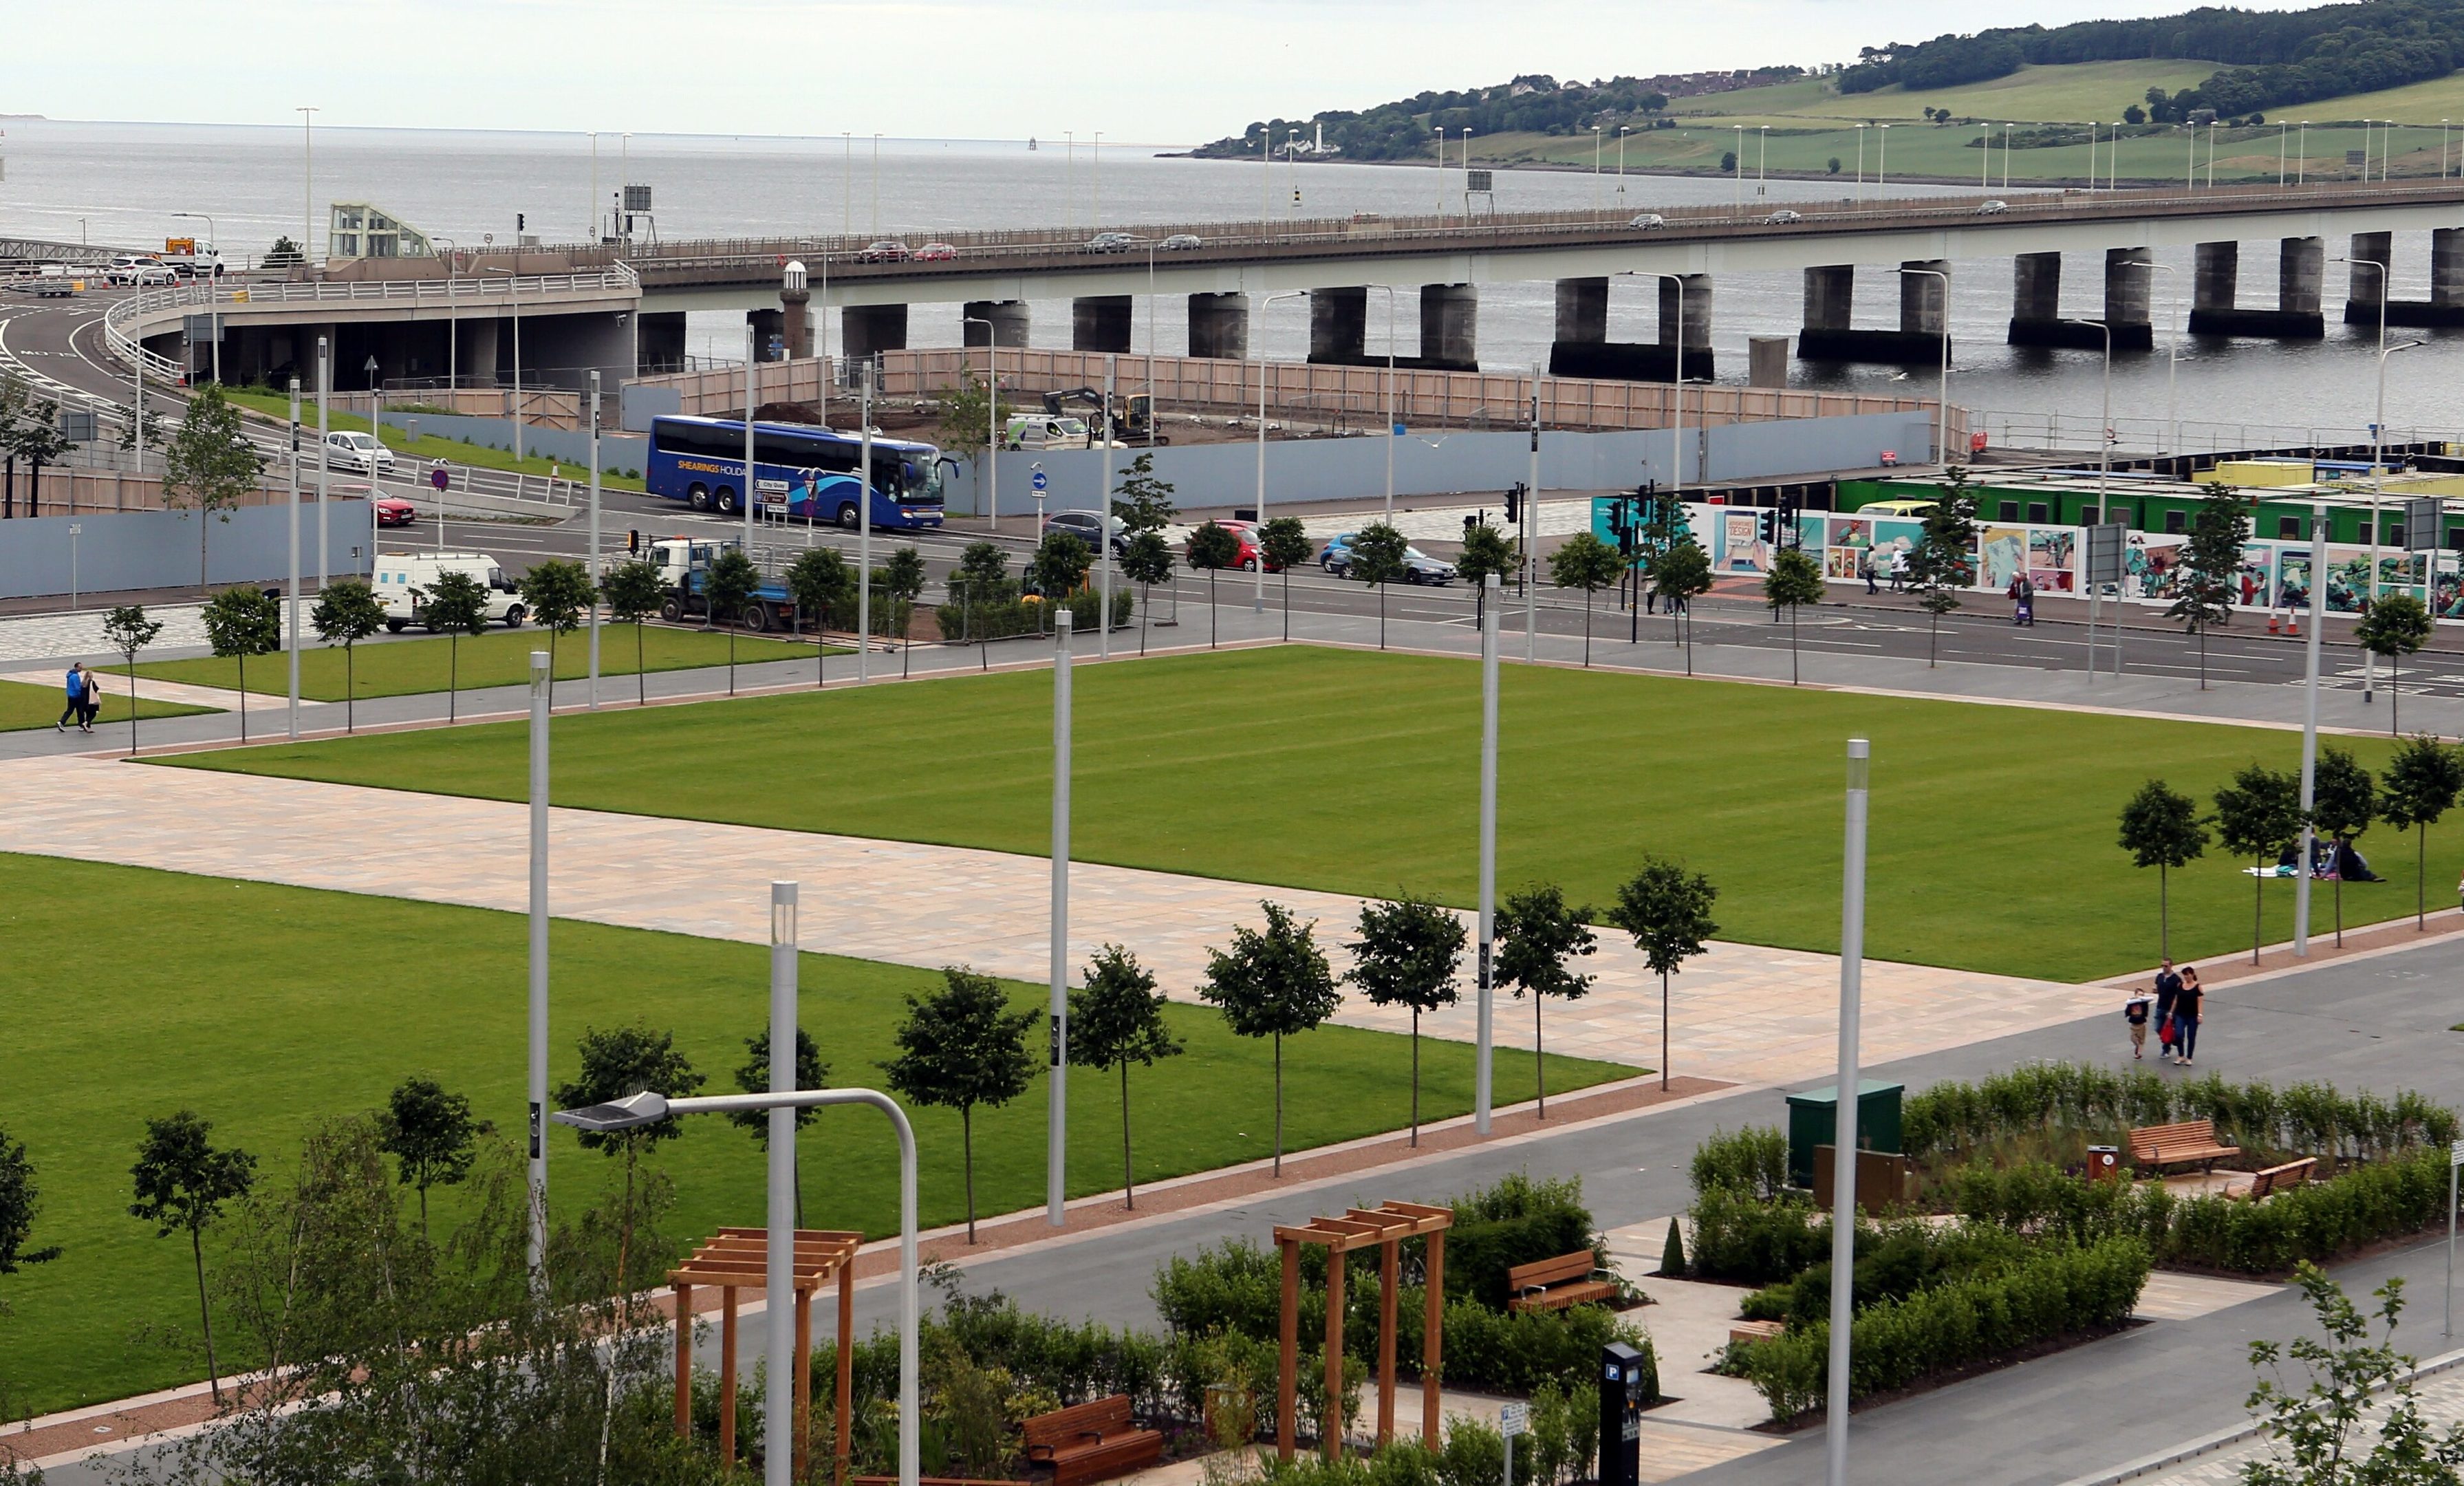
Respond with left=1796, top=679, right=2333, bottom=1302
left=1198, top=901, right=1340, bottom=1174
left=1185, top=521, right=1242, bottom=648
left=310, top=578, right=385, bottom=733
left=1645, top=540, right=1712, bottom=673
left=1261, top=516, right=1315, bottom=641
left=199, top=584, right=283, bottom=741
left=102, top=604, right=164, bottom=755
left=704, top=547, right=759, bottom=692
left=1658, top=1219, right=1685, bottom=1278
left=2381, top=735, right=2464, bottom=927
left=1607, top=856, right=1717, bottom=1088
left=129, top=1111, right=257, bottom=1402
left=1547, top=532, right=1625, bottom=667
left=1119, top=531, right=1175, bottom=654
left=2359, top=591, right=2435, bottom=733
left=1443, top=1171, right=1601, bottom=1309
left=1032, top=530, right=1094, bottom=601
left=2313, top=746, right=2377, bottom=945
left=420, top=567, right=494, bottom=720
left=1350, top=523, right=1412, bottom=649
left=377, top=1075, right=480, bottom=1237
left=2216, top=762, right=2306, bottom=964
left=0, top=1126, right=61, bottom=1276
left=880, top=967, right=1040, bottom=1241
left=1069, top=945, right=1184, bottom=1207
left=1762, top=546, right=1826, bottom=685
left=1112, top=451, right=1178, bottom=532
left=556, top=1023, right=706, bottom=1158
left=1908, top=471, right=1980, bottom=666
left=1686, top=1187, right=1831, bottom=1284
left=1689, top=1126, right=1789, bottom=1200
left=1345, top=896, right=1465, bottom=1143
left=2168, top=482, right=2248, bottom=689
left=1493, top=882, right=1597, bottom=1115
left=1456, top=522, right=1518, bottom=610
left=2117, top=778, right=2208, bottom=958
left=2243, top=1264, right=2464, bottom=1485
left=1739, top=1219, right=2035, bottom=1329
left=726, top=1026, right=828, bottom=1143
left=1197, top=73, right=1686, bottom=162
left=598, top=557, right=669, bottom=702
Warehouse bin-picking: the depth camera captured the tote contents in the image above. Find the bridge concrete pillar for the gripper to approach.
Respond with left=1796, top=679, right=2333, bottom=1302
left=2346, top=231, right=2392, bottom=323
left=746, top=308, right=786, bottom=362
left=464, top=316, right=501, bottom=385
left=1801, top=266, right=1853, bottom=332
left=1419, top=283, right=1479, bottom=371
left=1308, top=286, right=1368, bottom=363
left=962, top=300, right=1030, bottom=349
left=2434, top=228, right=2464, bottom=308
left=841, top=303, right=908, bottom=360
left=2006, top=252, right=2062, bottom=345
left=1747, top=335, right=1790, bottom=388
left=2282, top=236, right=2325, bottom=317
left=1899, top=261, right=1949, bottom=337
left=1553, top=277, right=1609, bottom=344
left=634, top=312, right=684, bottom=374
left=2194, top=242, right=2238, bottom=314
left=2104, top=248, right=2150, bottom=327
left=1072, top=294, right=1133, bottom=353
left=1187, top=292, right=1249, bottom=359
left=1656, top=274, right=1711, bottom=379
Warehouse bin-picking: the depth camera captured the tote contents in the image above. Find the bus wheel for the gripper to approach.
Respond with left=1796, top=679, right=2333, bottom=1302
left=743, top=601, right=772, bottom=632
left=836, top=502, right=859, bottom=530
left=688, top=483, right=711, bottom=510
left=715, top=487, right=739, bottom=515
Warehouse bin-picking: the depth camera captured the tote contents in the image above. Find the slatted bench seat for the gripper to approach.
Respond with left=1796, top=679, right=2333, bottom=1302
left=1022, top=1395, right=1163, bottom=1486
left=1729, top=1319, right=1786, bottom=1346
left=1506, top=1251, right=1617, bottom=1313
left=2128, top=1119, right=2238, bottom=1173
left=2240, top=1156, right=2318, bottom=1201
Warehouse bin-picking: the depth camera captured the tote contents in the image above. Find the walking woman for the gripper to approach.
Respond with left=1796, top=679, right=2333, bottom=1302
left=2172, top=965, right=2203, bottom=1066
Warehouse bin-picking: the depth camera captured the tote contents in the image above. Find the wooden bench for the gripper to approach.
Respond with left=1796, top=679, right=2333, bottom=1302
left=1506, top=1251, right=1617, bottom=1313
left=1728, top=1319, right=1786, bottom=1346
left=2128, top=1119, right=2238, bottom=1173
left=1022, top=1395, right=1163, bottom=1486
left=2240, top=1157, right=2318, bottom=1201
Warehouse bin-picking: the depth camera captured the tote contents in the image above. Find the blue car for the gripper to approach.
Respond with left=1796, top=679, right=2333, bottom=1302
left=1319, top=532, right=1458, bottom=585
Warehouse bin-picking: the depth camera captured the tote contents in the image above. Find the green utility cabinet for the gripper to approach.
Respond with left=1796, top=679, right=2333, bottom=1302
left=1784, top=1080, right=1904, bottom=1190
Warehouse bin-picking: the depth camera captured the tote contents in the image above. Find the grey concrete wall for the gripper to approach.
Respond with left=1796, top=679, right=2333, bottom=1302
left=378, top=411, right=648, bottom=472
left=0, top=502, right=374, bottom=600
left=940, top=411, right=1935, bottom=515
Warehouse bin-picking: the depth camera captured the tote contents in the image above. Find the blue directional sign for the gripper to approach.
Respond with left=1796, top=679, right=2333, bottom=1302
left=1030, top=470, right=1049, bottom=493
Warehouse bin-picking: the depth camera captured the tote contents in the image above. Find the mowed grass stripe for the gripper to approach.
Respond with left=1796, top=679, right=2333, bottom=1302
left=0, top=677, right=211, bottom=733
left=136, top=625, right=828, bottom=701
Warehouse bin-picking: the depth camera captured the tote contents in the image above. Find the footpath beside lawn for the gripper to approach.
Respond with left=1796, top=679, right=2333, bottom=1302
left=0, top=678, right=210, bottom=733
left=138, top=625, right=827, bottom=701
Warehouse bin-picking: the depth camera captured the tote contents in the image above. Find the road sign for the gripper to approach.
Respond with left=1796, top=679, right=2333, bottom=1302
left=2450, top=1138, right=2463, bottom=1165
left=2408, top=497, right=2443, bottom=552
left=2086, top=522, right=2128, bottom=586
left=1500, top=1403, right=1528, bottom=1438
left=1030, top=470, right=1049, bottom=493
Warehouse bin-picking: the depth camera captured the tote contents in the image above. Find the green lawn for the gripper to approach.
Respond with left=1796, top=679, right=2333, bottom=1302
left=0, top=676, right=210, bottom=733
left=0, top=852, right=1628, bottom=1414
left=162, top=647, right=2461, bottom=984
left=136, top=626, right=830, bottom=702
left=219, top=388, right=647, bottom=491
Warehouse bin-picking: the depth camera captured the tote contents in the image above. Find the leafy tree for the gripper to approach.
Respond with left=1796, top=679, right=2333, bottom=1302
left=1031, top=529, right=1094, bottom=622
left=9, top=415, right=74, bottom=519
left=596, top=558, right=667, bottom=704
left=1720, top=149, right=1738, bottom=173
left=786, top=546, right=854, bottom=682
left=263, top=234, right=305, bottom=269
left=1120, top=530, right=1175, bottom=656
left=936, top=369, right=1013, bottom=464
left=102, top=604, right=164, bottom=756
left=1762, top=546, right=1826, bottom=685
left=1649, top=539, right=1714, bottom=675
left=885, top=545, right=927, bottom=669
left=942, top=541, right=1009, bottom=659
left=2357, top=592, right=2434, bottom=735
left=2381, top=735, right=2464, bottom=930
left=1348, top=521, right=1412, bottom=650
left=1067, top=945, right=1184, bottom=1208
left=2117, top=779, right=2208, bottom=960
left=704, top=546, right=760, bottom=695
left=377, top=1075, right=479, bottom=1240
left=1908, top=471, right=1980, bottom=667
left=129, top=1111, right=257, bottom=1402
left=517, top=558, right=595, bottom=707
left=1185, top=521, right=1242, bottom=649
left=2243, top=1264, right=2464, bottom=1486
left=1494, top=882, right=1597, bottom=1117
left=2312, top=746, right=2377, bottom=947
left=0, top=1126, right=62, bottom=1278
left=1549, top=530, right=1626, bottom=667
left=2214, top=763, right=2305, bottom=965
left=1197, top=901, right=1340, bottom=1176
left=1112, top=451, right=1178, bottom=532
left=1343, top=896, right=1465, bottom=1145
left=2168, top=482, right=2248, bottom=689
left=199, top=584, right=283, bottom=742
left=1607, top=857, right=1719, bottom=1091
left=553, top=1022, right=704, bottom=1289
left=415, top=567, right=493, bottom=724
left=1457, top=521, right=1519, bottom=625
left=728, top=1025, right=828, bottom=1227
left=160, top=384, right=265, bottom=592
left=0, top=374, right=28, bottom=518
left=310, top=578, right=385, bottom=733
left=1260, top=516, right=1315, bottom=642
left=878, top=967, right=1039, bottom=1242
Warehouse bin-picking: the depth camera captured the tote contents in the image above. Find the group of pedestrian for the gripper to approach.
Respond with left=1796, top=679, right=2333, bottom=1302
left=54, top=662, right=102, bottom=734
left=2006, top=573, right=2038, bottom=626
left=2123, top=958, right=2203, bottom=1065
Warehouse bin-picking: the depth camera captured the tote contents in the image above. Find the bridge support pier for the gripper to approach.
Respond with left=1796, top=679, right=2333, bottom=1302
left=1072, top=295, right=1132, bottom=353
left=2434, top=228, right=2464, bottom=309
left=2187, top=237, right=2325, bottom=338
left=1187, top=292, right=1249, bottom=359
left=2354, top=228, right=2464, bottom=327
left=1545, top=275, right=1679, bottom=380
left=962, top=300, right=1030, bottom=349
left=2345, top=232, right=2391, bottom=324
left=1795, top=261, right=1941, bottom=365
left=2104, top=248, right=2155, bottom=350
left=1653, top=274, right=1714, bottom=380
left=1553, top=277, right=1608, bottom=345
left=2005, top=252, right=2066, bottom=345
left=1308, top=287, right=1368, bottom=363
left=1418, top=283, right=1478, bottom=372
left=636, top=312, right=684, bottom=374
left=464, top=316, right=501, bottom=385
left=746, top=308, right=786, bottom=362
left=841, top=304, right=908, bottom=360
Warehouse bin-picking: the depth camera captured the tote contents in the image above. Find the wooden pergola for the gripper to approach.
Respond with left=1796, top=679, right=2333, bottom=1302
left=670, top=1227, right=862, bottom=1480
left=1273, top=1200, right=1453, bottom=1461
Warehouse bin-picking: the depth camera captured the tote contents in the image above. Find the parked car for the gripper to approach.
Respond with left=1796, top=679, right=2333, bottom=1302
left=374, top=495, right=418, bottom=528
left=324, top=430, right=396, bottom=475
left=1628, top=213, right=1667, bottom=230
left=1043, top=510, right=1130, bottom=555
left=1004, top=413, right=1092, bottom=451
left=371, top=552, right=526, bottom=632
left=1762, top=209, right=1804, bottom=225
left=1159, top=233, right=1204, bottom=251
left=855, top=240, right=911, bottom=263
left=1182, top=520, right=1284, bottom=573
left=1974, top=199, right=2010, bottom=215
left=914, top=241, right=959, bottom=261
left=1320, top=532, right=1456, bottom=585
left=1085, top=232, right=1136, bottom=254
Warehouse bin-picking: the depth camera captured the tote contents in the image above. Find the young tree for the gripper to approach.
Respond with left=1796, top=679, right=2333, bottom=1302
left=2312, top=745, right=2377, bottom=947
left=1650, top=539, right=1714, bottom=675
left=1348, top=521, right=1411, bottom=650
left=878, top=967, right=1039, bottom=1242
left=1031, top=528, right=1094, bottom=620
left=728, top=1025, right=828, bottom=1227
left=942, top=541, right=1009, bottom=661
left=1112, top=451, right=1178, bottom=533
left=2243, top=1264, right=2464, bottom=1486
left=1908, top=473, right=1980, bottom=667
left=102, top=604, right=164, bottom=756
left=2381, top=734, right=2464, bottom=929
left=2214, top=763, right=2306, bottom=965
left=786, top=546, right=854, bottom=682
left=1761, top=546, right=1826, bottom=685
left=1457, top=521, right=1519, bottom=625
left=553, top=1022, right=704, bottom=1288
left=936, top=369, right=1013, bottom=465
left=1343, top=896, right=1465, bottom=1145
left=885, top=544, right=927, bottom=672
left=517, top=558, right=595, bottom=707
left=1067, top=945, right=1184, bottom=1207
left=0, top=1126, right=63, bottom=1279
left=1259, top=516, right=1315, bottom=642
left=703, top=546, right=760, bottom=695
left=263, top=234, right=305, bottom=269
left=11, top=416, right=74, bottom=519
left=1120, top=530, right=1175, bottom=655
left=594, top=557, right=667, bottom=704
left=377, top=1075, right=479, bottom=1240
left=2168, top=481, right=2249, bottom=690
left=199, top=584, right=283, bottom=742
left=1549, top=530, right=1626, bottom=667
left=2117, top=779, right=2209, bottom=960
left=129, top=1111, right=257, bottom=1402
left=1607, top=857, right=1720, bottom=1091
left=1197, top=901, right=1340, bottom=1176
left=2357, top=592, right=2434, bottom=735
left=1494, top=882, right=1597, bottom=1117
left=310, top=578, right=385, bottom=733
left=160, top=385, right=265, bottom=592
left=413, top=568, right=491, bottom=724
left=1185, top=521, right=1242, bottom=649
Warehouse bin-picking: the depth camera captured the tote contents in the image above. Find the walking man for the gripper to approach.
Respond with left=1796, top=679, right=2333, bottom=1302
left=56, top=663, right=85, bottom=733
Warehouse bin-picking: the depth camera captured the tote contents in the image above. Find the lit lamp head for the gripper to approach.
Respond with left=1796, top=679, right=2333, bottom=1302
left=552, top=1089, right=669, bottom=1132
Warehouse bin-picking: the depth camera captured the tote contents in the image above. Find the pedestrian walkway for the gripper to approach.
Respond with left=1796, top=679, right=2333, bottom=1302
left=0, top=667, right=309, bottom=713
left=0, top=756, right=2108, bottom=1086
left=2083, top=1353, right=2464, bottom=1485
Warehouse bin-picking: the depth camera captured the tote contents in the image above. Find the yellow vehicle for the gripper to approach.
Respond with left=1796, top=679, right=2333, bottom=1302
left=1855, top=497, right=1940, bottom=518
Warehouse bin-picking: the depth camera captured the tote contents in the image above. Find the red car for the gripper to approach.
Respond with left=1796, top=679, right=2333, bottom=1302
left=375, top=496, right=418, bottom=528
left=1187, top=520, right=1289, bottom=573
left=914, top=241, right=958, bottom=262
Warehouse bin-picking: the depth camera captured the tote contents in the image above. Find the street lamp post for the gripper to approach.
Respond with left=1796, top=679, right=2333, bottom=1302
left=587, top=370, right=602, bottom=709
left=1365, top=286, right=1400, bottom=522
left=1898, top=266, right=1952, bottom=464
left=482, top=265, right=526, bottom=461
left=287, top=376, right=301, bottom=740
left=2335, top=250, right=2406, bottom=702
left=296, top=109, right=318, bottom=267
left=962, top=316, right=1000, bottom=528
left=172, top=213, right=221, bottom=385
left=1475, top=572, right=1500, bottom=1133
left=2299, top=121, right=2311, bottom=184
left=2143, top=261, right=2182, bottom=454
left=1731, top=125, right=1743, bottom=211
left=1617, top=126, right=1630, bottom=195
left=1255, top=290, right=1309, bottom=614
left=527, top=651, right=551, bottom=1273
left=432, top=237, right=460, bottom=392
left=1620, top=270, right=1692, bottom=510
left=2065, top=318, right=2116, bottom=678
left=1877, top=124, right=1890, bottom=193
left=1592, top=127, right=1603, bottom=210
left=2295, top=503, right=2326, bottom=956
left=1824, top=737, right=1871, bottom=1486
left=1049, top=610, right=1073, bottom=1225
left=1855, top=125, right=1867, bottom=203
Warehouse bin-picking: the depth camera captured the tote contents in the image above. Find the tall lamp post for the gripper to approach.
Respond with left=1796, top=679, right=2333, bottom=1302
left=2334, top=249, right=2406, bottom=702
left=2064, top=318, right=2117, bottom=678
left=1620, top=270, right=1694, bottom=508
left=1824, top=739, right=1872, bottom=1486
left=1896, top=265, right=1952, bottom=464
left=1254, top=290, right=1310, bottom=613
left=481, top=265, right=526, bottom=462
left=961, top=314, right=1001, bottom=528
left=171, top=212, right=221, bottom=385
left=2295, top=504, right=2326, bottom=956
left=2142, top=261, right=2183, bottom=455
left=295, top=108, right=318, bottom=267
left=1365, top=285, right=1400, bottom=522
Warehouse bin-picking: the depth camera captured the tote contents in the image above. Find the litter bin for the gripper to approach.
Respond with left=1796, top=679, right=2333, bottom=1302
left=1784, top=1081, right=1903, bottom=1191
left=2086, top=1145, right=2121, bottom=1183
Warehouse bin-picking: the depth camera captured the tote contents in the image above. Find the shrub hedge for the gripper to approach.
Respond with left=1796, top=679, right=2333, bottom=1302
left=1688, top=1126, right=1789, bottom=1200
left=1255, top=1377, right=1598, bottom=1486
left=1684, top=1187, right=1832, bottom=1284
left=1738, top=1220, right=2035, bottom=1329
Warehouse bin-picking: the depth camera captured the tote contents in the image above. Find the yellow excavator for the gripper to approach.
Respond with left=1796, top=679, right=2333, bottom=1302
left=1041, top=388, right=1167, bottom=444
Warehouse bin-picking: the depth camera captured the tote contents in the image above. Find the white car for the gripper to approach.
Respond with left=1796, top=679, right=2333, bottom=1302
left=1974, top=199, right=2010, bottom=215
left=105, top=255, right=173, bottom=286
left=1763, top=209, right=1804, bottom=225
left=372, top=552, right=527, bottom=632
left=324, top=430, right=396, bottom=475
left=1628, top=213, right=1667, bottom=230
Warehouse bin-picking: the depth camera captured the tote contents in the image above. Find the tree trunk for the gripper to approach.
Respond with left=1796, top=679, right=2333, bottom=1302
left=1140, top=585, right=1150, bottom=656
left=2419, top=823, right=2428, bottom=930
left=962, top=1106, right=977, bottom=1242
left=728, top=623, right=736, bottom=697
left=1683, top=609, right=1694, bottom=676
left=2333, top=855, right=2344, bottom=947
left=418, top=1181, right=431, bottom=1242
left=1534, top=993, right=1547, bottom=1119
left=127, top=657, right=140, bottom=755
left=1928, top=610, right=1940, bottom=667
left=345, top=645, right=356, bottom=733
left=2159, top=862, right=2168, bottom=960
left=193, top=1225, right=222, bottom=1403
left=1659, top=971, right=1671, bottom=1092
left=1790, top=604, right=1800, bottom=685
left=1582, top=590, right=1593, bottom=667
left=2198, top=627, right=2207, bottom=690
left=448, top=636, right=459, bottom=725
left=1377, top=584, right=1387, bottom=650
left=1272, top=1032, right=1284, bottom=1176
left=1121, top=1060, right=1136, bottom=1209
left=236, top=650, right=248, bottom=742
left=547, top=632, right=559, bottom=712
left=2252, top=859, right=2264, bottom=965
left=1208, top=572, right=1218, bottom=649
left=1408, top=1009, right=1420, bottom=1148
left=1282, top=568, right=1291, bottom=643
left=2392, top=652, right=2401, bottom=734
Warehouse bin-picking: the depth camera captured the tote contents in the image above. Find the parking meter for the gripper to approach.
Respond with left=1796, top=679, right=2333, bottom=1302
left=1599, top=1342, right=1647, bottom=1486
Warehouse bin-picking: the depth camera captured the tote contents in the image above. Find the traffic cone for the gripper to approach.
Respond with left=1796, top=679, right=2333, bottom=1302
left=2286, top=613, right=2301, bottom=638
left=2267, top=612, right=2281, bottom=634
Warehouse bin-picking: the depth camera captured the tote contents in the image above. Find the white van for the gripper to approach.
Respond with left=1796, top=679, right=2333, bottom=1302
left=372, top=552, right=527, bottom=632
left=1003, top=413, right=1092, bottom=451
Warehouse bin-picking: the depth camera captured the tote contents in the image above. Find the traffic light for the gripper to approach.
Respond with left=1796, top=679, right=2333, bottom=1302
left=627, top=528, right=640, bottom=553
left=1756, top=509, right=1778, bottom=545
left=516, top=213, right=526, bottom=233
left=1504, top=483, right=1523, bottom=524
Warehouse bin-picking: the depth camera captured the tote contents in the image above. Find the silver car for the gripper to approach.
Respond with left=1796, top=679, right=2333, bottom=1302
left=1160, top=233, right=1204, bottom=250
left=1628, top=213, right=1667, bottom=230
left=1085, top=232, right=1136, bottom=253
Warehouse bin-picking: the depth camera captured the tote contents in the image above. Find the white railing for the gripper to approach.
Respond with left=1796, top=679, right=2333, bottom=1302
left=1978, top=408, right=2454, bottom=458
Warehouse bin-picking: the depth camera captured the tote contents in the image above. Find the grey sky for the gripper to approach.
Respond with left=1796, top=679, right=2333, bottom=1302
left=1, top=0, right=2305, bottom=141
